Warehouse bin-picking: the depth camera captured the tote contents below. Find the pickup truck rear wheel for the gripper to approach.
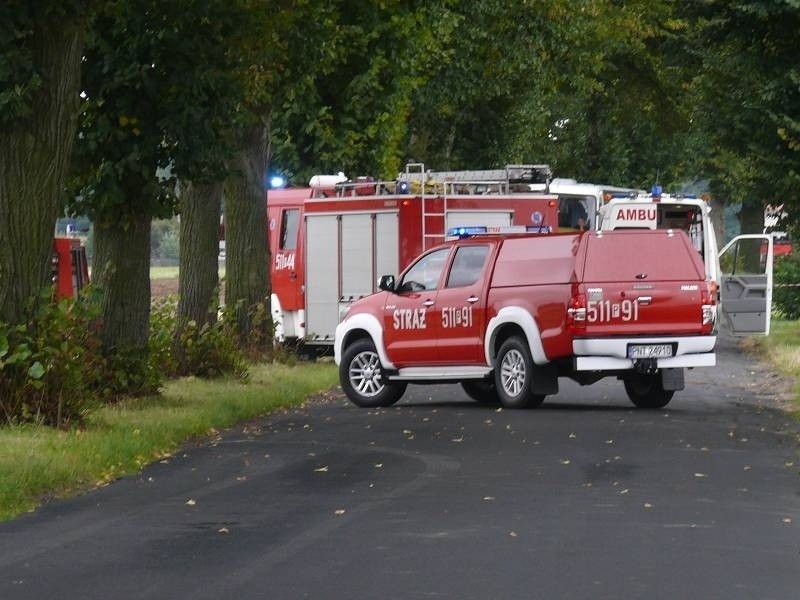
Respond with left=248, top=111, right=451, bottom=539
left=340, top=339, right=407, bottom=408
left=623, top=373, right=674, bottom=409
left=460, top=380, right=500, bottom=405
left=494, top=337, right=545, bottom=409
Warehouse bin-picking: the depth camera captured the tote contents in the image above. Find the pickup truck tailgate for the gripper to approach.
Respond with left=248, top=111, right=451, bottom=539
left=577, top=230, right=709, bottom=336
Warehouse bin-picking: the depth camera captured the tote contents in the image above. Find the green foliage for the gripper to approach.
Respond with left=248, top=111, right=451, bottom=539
left=0, top=2, right=90, bottom=126
left=221, top=298, right=274, bottom=362
left=69, top=0, right=251, bottom=225
left=679, top=1, right=800, bottom=218
left=151, top=218, right=180, bottom=262
left=0, top=289, right=104, bottom=427
left=177, top=320, right=249, bottom=380
left=150, top=296, right=248, bottom=380
left=271, top=0, right=455, bottom=182
left=773, top=253, right=800, bottom=320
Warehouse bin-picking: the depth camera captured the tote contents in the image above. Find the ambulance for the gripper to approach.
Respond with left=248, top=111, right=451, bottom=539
left=267, top=164, right=559, bottom=347
left=597, top=188, right=774, bottom=336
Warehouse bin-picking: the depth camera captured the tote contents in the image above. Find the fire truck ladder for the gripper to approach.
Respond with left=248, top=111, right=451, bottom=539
left=401, top=163, right=552, bottom=250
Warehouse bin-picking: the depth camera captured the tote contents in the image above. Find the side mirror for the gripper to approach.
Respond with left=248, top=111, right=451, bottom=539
left=377, top=274, right=395, bottom=292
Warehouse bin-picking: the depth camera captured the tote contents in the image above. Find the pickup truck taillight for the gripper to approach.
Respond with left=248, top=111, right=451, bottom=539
left=701, top=281, right=717, bottom=331
left=567, top=285, right=587, bottom=332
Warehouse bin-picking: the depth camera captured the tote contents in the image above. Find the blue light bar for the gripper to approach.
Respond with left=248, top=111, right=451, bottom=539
left=446, top=226, right=488, bottom=238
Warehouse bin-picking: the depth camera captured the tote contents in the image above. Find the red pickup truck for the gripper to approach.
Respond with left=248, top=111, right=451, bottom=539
left=333, top=229, right=739, bottom=410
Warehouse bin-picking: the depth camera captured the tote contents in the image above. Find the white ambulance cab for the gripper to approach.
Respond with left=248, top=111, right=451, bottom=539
left=597, top=188, right=774, bottom=336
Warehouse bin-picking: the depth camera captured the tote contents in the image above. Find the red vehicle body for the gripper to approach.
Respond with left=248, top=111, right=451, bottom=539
left=335, top=229, right=722, bottom=410
left=52, top=237, right=89, bottom=299
left=266, top=165, right=558, bottom=346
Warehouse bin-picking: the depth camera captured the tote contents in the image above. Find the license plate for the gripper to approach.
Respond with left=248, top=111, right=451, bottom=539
left=628, top=344, right=673, bottom=359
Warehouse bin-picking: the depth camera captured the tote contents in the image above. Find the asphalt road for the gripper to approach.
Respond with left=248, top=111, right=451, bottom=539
left=1, top=334, right=798, bottom=600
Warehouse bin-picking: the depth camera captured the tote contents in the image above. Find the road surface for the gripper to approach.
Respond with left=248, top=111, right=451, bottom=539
left=1, top=334, right=798, bottom=599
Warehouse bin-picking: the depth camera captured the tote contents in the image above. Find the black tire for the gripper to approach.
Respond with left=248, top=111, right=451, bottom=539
left=461, top=380, right=500, bottom=404
left=339, top=339, right=407, bottom=407
left=623, top=372, right=674, bottom=409
left=493, top=337, right=545, bottom=409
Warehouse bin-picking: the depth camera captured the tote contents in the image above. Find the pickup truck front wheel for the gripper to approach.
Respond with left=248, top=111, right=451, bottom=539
left=494, top=337, right=545, bottom=409
left=623, top=372, right=674, bottom=409
left=340, top=339, right=407, bottom=408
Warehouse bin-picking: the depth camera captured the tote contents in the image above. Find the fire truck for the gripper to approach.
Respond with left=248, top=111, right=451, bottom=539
left=267, top=163, right=558, bottom=347
left=597, top=188, right=775, bottom=335
left=52, top=237, right=90, bottom=300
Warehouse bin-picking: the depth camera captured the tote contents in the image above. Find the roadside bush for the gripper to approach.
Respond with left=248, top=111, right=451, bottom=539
left=773, top=253, right=800, bottom=319
left=222, top=299, right=275, bottom=363
left=0, top=290, right=104, bottom=427
left=177, top=319, right=248, bottom=380
left=150, top=295, right=248, bottom=380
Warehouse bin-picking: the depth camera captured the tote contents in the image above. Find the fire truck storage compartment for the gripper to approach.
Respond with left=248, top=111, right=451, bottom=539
left=305, top=211, right=399, bottom=342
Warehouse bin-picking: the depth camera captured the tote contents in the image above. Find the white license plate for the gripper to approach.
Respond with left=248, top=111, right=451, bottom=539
left=628, top=344, right=673, bottom=359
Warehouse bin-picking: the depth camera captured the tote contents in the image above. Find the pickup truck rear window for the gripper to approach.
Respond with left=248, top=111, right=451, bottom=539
left=584, top=230, right=703, bottom=282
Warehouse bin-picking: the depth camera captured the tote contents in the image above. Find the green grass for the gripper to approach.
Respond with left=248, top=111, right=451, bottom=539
left=0, top=362, right=338, bottom=521
left=744, top=318, right=800, bottom=411
left=149, top=266, right=226, bottom=279
left=746, top=319, right=800, bottom=379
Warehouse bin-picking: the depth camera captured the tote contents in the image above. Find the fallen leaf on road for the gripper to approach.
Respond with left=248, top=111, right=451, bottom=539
left=186, top=499, right=196, bottom=506
left=218, top=527, right=230, bottom=534
left=334, top=509, right=346, bottom=515
left=509, top=531, right=518, bottom=537
left=314, top=466, right=329, bottom=472
left=559, top=459, right=571, bottom=465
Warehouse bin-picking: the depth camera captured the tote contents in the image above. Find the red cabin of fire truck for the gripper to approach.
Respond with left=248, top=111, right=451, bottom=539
left=267, top=163, right=558, bottom=347
left=52, top=237, right=90, bottom=300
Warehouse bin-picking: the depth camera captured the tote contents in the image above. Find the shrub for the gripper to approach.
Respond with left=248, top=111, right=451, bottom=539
left=0, top=290, right=105, bottom=427
left=150, top=295, right=248, bottom=380
left=177, top=319, right=248, bottom=380
left=773, top=252, right=800, bottom=320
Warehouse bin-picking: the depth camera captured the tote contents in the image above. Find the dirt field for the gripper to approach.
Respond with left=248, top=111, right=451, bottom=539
left=151, top=278, right=179, bottom=298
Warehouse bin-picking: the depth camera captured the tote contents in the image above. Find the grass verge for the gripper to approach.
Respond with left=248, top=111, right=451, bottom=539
left=742, top=317, right=800, bottom=408
left=0, top=361, right=338, bottom=521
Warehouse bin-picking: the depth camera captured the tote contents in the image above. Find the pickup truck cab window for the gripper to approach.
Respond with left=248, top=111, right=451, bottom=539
left=446, top=245, right=490, bottom=288
left=398, top=248, right=449, bottom=292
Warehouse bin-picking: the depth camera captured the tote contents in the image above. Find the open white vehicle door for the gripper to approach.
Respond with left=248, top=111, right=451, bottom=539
left=718, top=234, right=774, bottom=335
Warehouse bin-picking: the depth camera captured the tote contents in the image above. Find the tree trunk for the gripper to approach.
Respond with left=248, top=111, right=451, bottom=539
left=92, top=215, right=151, bottom=351
left=738, top=200, right=764, bottom=235
left=174, top=181, right=222, bottom=368
left=0, top=20, right=83, bottom=324
left=224, top=123, right=271, bottom=348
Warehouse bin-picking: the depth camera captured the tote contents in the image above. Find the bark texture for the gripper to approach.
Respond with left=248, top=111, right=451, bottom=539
left=92, top=216, right=151, bottom=351
left=0, top=20, right=83, bottom=324
left=174, top=181, right=222, bottom=365
left=224, top=124, right=271, bottom=345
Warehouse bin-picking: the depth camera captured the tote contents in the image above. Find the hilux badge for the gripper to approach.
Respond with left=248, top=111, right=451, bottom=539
left=587, top=287, right=603, bottom=301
